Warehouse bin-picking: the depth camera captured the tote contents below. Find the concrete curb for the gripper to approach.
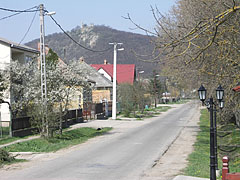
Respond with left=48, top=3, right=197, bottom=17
left=172, top=175, right=209, bottom=180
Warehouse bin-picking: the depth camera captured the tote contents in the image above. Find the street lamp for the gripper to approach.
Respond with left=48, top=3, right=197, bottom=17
left=154, top=74, right=160, bottom=107
left=219, top=100, right=224, bottom=109
left=198, top=84, right=207, bottom=102
left=109, top=42, right=124, bottom=120
left=198, top=85, right=224, bottom=180
left=216, top=85, right=224, bottom=102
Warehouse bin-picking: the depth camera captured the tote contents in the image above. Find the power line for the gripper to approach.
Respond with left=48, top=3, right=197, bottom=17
left=0, top=6, right=39, bottom=13
left=18, top=10, right=38, bottom=45
left=0, top=6, right=39, bottom=21
left=48, top=13, right=112, bottom=53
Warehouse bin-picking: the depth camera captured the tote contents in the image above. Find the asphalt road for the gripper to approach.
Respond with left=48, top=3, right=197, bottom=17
left=1, top=101, right=199, bottom=180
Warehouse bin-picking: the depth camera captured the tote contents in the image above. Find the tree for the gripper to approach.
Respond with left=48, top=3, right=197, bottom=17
left=127, top=0, right=240, bottom=127
left=118, top=82, right=150, bottom=117
left=0, top=73, right=7, bottom=101
left=148, top=70, right=163, bottom=107
left=6, top=49, right=91, bottom=137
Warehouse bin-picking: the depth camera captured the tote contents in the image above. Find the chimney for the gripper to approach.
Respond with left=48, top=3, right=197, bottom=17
left=104, top=59, right=108, bottom=64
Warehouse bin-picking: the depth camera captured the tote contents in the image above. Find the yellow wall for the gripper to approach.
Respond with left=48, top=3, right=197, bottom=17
left=92, top=90, right=111, bottom=103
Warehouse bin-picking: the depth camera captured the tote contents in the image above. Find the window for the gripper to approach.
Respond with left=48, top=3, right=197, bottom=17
left=25, top=56, right=33, bottom=63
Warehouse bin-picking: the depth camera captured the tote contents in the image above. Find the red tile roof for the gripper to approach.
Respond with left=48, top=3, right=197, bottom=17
left=91, top=64, right=135, bottom=84
left=233, top=85, right=240, bottom=92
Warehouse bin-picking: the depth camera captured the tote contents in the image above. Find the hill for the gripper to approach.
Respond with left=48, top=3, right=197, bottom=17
left=26, top=25, right=159, bottom=76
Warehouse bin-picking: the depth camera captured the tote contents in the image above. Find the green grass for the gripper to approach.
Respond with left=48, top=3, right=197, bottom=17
left=0, top=137, right=22, bottom=145
left=0, top=126, right=33, bottom=146
left=119, top=106, right=172, bottom=120
left=3, top=127, right=112, bottom=153
left=184, top=109, right=211, bottom=178
left=184, top=109, right=240, bottom=178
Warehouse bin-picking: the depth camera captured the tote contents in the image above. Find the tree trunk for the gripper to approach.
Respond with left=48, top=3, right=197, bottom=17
left=59, top=103, right=63, bottom=135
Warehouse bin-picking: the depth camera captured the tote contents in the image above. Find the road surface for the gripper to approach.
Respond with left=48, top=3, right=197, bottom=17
left=1, top=101, right=199, bottom=180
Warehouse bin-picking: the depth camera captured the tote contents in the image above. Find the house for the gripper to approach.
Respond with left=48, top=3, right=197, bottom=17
left=0, top=37, right=39, bottom=122
left=91, top=60, right=136, bottom=85
left=76, top=59, right=113, bottom=105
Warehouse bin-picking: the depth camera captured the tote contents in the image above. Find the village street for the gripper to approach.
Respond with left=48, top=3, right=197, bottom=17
left=0, top=101, right=200, bottom=180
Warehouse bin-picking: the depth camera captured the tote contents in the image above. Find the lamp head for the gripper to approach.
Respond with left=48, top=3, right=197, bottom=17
left=216, top=85, right=224, bottom=101
left=198, top=85, right=206, bottom=102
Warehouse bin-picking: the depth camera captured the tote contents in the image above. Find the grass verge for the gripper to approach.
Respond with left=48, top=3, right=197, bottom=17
left=183, top=109, right=210, bottom=178
left=184, top=109, right=240, bottom=178
left=3, top=127, right=112, bottom=153
left=119, top=106, right=172, bottom=120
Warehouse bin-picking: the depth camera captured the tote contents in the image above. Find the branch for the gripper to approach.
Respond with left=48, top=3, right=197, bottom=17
left=122, top=13, right=158, bottom=36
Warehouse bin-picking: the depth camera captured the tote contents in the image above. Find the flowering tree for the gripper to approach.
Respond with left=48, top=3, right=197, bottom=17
left=6, top=50, right=91, bottom=137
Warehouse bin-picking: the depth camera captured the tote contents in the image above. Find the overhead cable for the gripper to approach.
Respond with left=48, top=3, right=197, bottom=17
left=48, top=13, right=112, bottom=53
left=18, top=10, right=38, bottom=45
left=0, top=6, right=39, bottom=21
left=0, top=6, right=39, bottom=13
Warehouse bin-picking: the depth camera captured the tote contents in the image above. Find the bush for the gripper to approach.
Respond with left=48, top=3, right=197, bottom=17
left=0, top=148, right=14, bottom=164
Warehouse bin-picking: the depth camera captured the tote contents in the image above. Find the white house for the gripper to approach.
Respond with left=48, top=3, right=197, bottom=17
left=0, top=37, right=39, bottom=123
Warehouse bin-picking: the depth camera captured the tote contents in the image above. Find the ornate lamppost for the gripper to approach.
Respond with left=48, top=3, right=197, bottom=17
left=198, top=85, right=224, bottom=180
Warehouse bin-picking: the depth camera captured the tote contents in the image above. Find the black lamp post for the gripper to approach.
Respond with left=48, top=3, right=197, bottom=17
left=198, top=85, right=224, bottom=180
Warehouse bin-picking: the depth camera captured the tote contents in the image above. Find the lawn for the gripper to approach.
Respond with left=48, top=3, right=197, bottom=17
left=3, top=127, right=112, bottom=153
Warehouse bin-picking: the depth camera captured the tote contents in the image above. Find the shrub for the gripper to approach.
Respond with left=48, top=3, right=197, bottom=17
left=0, top=148, right=14, bottom=164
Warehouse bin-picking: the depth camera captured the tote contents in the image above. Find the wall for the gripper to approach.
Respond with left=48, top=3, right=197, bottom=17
left=98, top=68, right=112, bottom=82
left=92, top=89, right=111, bottom=103
left=0, top=42, right=11, bottom=123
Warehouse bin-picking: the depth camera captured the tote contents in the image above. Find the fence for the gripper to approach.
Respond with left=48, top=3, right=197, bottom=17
left=12, top=116, right=37, bottom=137
left=0, top=121, right=11, bottom=138
left=82, top=101, right=114, bottom=120
left=0, top=101, right=117, bottom=137
left=0, top=108, right=83, bottom=138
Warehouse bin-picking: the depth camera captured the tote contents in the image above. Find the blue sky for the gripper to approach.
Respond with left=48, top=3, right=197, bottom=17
left=0, top=0, right=177, bottom=44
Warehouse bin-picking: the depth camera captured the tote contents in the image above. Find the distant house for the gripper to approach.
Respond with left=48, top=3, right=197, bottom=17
left=70, top=59, right=112, bottom=108
left=0, top=37, right=39, bottom=122
left=91, top=60, right=136, bottom=85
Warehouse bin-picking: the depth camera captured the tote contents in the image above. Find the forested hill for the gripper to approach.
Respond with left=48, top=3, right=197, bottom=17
left=26, top=25, right=159, bottom=76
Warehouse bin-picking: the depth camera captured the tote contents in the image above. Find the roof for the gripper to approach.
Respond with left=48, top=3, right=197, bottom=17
left=78, top=61, right=112, bottom=88
left=233, top=85, right=240, bottom=92
left=91, top=64, right=135, bottom=84
left=0, top=37, right=39, bottom=54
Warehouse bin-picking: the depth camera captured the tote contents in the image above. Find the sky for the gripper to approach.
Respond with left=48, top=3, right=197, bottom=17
left=0, top=0, right=177, bottom=44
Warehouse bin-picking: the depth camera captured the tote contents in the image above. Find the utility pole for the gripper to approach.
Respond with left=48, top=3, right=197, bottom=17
left=39, top=4, right=47, bottom=103
left=109, top=43, right=124, bottom=120
left=39, top=4, right=47, bottom=134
